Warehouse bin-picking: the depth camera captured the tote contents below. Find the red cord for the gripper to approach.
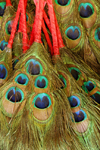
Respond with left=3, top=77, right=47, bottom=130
left=6, top=0, right=12, bottom=6
left=20, top=0, right=28, bottom=53
left=34, top=0, right=44, bottom=43
left=18, top=0, right=27, bottom=32
left=43, top=8, right=64, bottom=49
left=29, top=15, right=37, bottom=46
left=24, top=0, right=27, bottom=10
left=7, top=1, right=21, bottom=48
left=18, top=15, right=22, bottom=32
left=43, top=11, right=51, bottom=32
left=47, top=0, right=59, bottom=56
left=29, top=1, right=39, bottom=45
left=8, top=0, right=28, bottom=52
left=54, top=13, right=64, bottom=48
left=42, top=20, right=53, bottom=55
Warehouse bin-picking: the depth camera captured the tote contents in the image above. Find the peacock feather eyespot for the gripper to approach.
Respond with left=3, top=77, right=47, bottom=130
left=73, top=110, right=87, bottom=123
left=32, top=93, right=51, bottom=109
left=15, top=73, right=29, bottom=85
left=5, top=20, right=19, bottom=35
left=35, top=76, right=48, bottom=88
left=82, top=81, right=96, bottom=93
left=59, top=74, right=67, bottom=89
left=0, top=64, right=7, bottom=79
left=68, top=95, right=80, bottom=108
left=94, top=27, right=100, bottom=41
left=55, top=0, right=70, bottom=6
left=90, top=91, right=100, bottom=104
left=68, top=67, right=81, bottom=81
left=6, top=87, right=24, bottom=103
left=65, top=26, right=81, bottom=40
left=26, top=59, right=43, bottom=75
left=0, top=40, right=8, bottom=51
left=5, top=20, right=13, bottom=35
left=0, top=2, right=6, bottom=17
left=78, top=3, right=94, bottom=18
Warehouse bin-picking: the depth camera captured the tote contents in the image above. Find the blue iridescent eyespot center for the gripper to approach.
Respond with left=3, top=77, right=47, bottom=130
left=6, top=87, right=24, bottom=103
left=26, top=59, right=43, bottom=75
left=55, top=0, right=70, bottom=6
left=68, top=96, right=80, bottom=108
left=73, top=110, right=87, bottom=122
left=0, top=40, right=8, bottom=51
left=33, top=93, right=51, bottom=109
left=35, top=76, right=48, bottom=88
left=78, top=3, right=94, bottom=18
left=0, top=64, right=7, bottom=79
left=0, top=2, right=6, bottom=17
left=94, top=27, right=100, bottom=41
left=68, top=67, right=81, bottom=80
left=15, top=73, right=29, bottom=85
left=90, top=91, right=100, bottom=104
left=65, top=26, right=81, bottom=40
left=82, top=81, right=95, bottom=93
left=59, top=74, right=67, bottom=89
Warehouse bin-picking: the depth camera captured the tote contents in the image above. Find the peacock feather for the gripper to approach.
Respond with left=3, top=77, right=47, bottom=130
left=0, top=0, right=100, bottom=149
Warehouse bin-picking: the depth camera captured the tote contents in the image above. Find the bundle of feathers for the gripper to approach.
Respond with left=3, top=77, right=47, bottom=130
left=0, top=0, right=100, bottom=149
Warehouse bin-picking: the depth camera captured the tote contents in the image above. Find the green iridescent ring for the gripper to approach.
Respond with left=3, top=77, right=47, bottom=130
left=25, top=59, right=43, bottom=75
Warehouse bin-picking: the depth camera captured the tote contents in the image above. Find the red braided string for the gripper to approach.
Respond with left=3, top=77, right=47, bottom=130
left=34, top=0, right=44, bottom=43
left=18, top=0, right=28, bottom=32
left=54, top=13, right=64, bottom=48
left=6, top=0, right=12, bottom=6
left=24, top=0, right=27, bottom=10
left=7, top=1, right=21, bottom=48
left=47, top=0, right=59, bottom=56
left=20, top=0, right=28, bottom=53
left=18, top=15, right=22, bottom=32
left=29, top=1, right=39, bottom=45
left=43, top=11, right=51, bottom=32
left=29, top=16, right=36, bottom=46
left=42, top=20, right=53, bottom=54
